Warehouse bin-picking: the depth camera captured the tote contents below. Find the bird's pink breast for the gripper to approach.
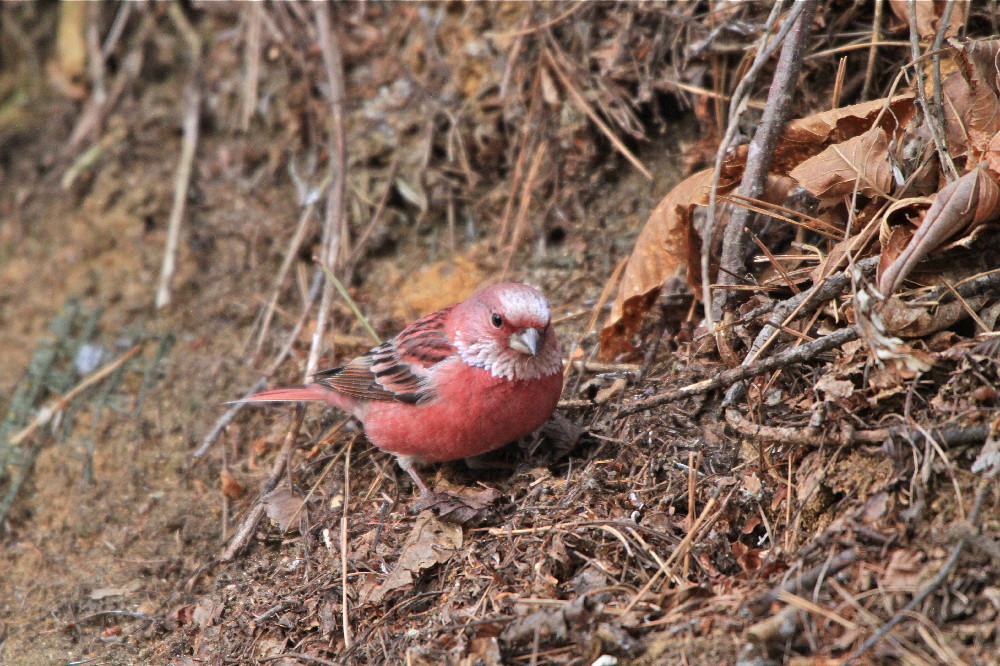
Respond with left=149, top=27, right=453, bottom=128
left=360, top=358, right=563, bottom=463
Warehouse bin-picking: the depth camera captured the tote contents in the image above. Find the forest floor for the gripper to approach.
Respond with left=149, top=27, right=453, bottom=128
left=2, top=3, right=1000, bottom=665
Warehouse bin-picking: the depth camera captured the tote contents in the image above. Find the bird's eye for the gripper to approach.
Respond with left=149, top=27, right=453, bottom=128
left=491, top=313, right=503, bottom=328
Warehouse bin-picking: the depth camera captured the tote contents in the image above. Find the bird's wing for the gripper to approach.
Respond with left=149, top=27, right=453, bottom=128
left=312, top=305, right=455, bottom=404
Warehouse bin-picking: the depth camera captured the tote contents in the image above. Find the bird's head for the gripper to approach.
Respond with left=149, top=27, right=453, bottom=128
left=451, top=282, right=563, bottom=381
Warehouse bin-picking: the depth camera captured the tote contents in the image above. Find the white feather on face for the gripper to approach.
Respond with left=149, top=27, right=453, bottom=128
left=494, top=286, right=551, bottom=329
left=452, top=283, right=563, bottom=381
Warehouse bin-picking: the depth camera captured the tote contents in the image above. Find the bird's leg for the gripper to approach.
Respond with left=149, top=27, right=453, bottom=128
left=396, top=455, right=432, bottom=497
left=399, top=454, right=502, bottom=522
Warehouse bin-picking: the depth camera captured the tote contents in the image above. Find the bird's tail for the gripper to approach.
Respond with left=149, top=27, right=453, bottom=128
left=230, top=384, right=334, bottom=404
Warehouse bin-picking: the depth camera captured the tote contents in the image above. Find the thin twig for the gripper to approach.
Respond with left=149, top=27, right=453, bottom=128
left=198, top=272, right=324, bottom=459
left=722, top=256, right=879, bottom=407
left=843, top=481, right=991, bottom=664
left=193, top=379, right=267, bottom=458
left=616, top=325, right=859, bottom=418
left=266, top=271, right=325, bottom=377
left=222, top=406, right=306, bottom=561
left=344, top=156, right=400, bottom=279
left=318, top=264, right=381, bottom=346
left=251, top=172, right=332, bottom=361
left=100, top=2, right=132, bottom=59
left=701, top=0, right=794, bottom=328
left=716, top=0, right=817, bottom=318
left=308, top=3, right=349, bottom=379
left=85, top=2, right=106, bottom=107
left=906, top=0, right=958, bottom=181
left=501, top=140, right=548, bottom=277
left=542, top=46, right=652, bottom=180
left=240, top=2, right=263, bottom=131
left=65, top=3, right=143, bottom=153
left=621, top=495, right=722, bottom=614
left=748, top=550, right=860, bottom=615
left=930, top=0, right=958, bottom=174
left=861, top=0, right=885, bottom=101
left=341, top=437, right=353, bottom=649
left=726, top=408, right=990, bottom=448
left=155, top=7, right=202, bottom=308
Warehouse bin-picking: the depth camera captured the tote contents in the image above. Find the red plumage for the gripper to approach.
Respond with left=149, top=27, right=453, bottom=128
left=239, top=282, right=563, bottom=496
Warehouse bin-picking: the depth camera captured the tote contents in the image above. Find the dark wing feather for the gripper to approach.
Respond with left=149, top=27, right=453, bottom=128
left=312, top=305, right=456, bottom=404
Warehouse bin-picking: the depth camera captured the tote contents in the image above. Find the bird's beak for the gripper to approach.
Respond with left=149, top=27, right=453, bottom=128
left=509, top=327, right=541, bottom=356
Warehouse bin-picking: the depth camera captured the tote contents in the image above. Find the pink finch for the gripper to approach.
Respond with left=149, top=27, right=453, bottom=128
left=239, top=282, right=563, bottom=497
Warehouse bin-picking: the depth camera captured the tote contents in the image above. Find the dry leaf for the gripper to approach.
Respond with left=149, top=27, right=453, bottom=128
left=599, top=168, right=711, bottom=359
left=419, top=486, right=503, bottom=525
left=369, top=513, right=462, bottom=603
left=814, top=375, right=854, bottom=401
left=221, top=470, right=245, bottom=500
left=789, top=126, right=892, bottom=203
left=601, top=97, right=915, bottom=360
left=949, top=39, right=1000, bottom=156
left=192, top=597, right=224, bottom=628
left=972, top=433, right=1000, bottom=476
left=776, top=96, right=915, bottom=172
left=985, top=130, right=1000, bottom=177
left=594, top=377, right=627, bottom=404
left=879, top=166, right=1000, bottom=295
left=888, top=1, right=966, bottom=41
left=90, top=580, right=142, bottom=600
left=883, top=549, right=928, bottom=591
left=262, top=487, right=305, bottom=534
left=878, top=198, right=932, bottom=253
left=854, top=288, right=934, bottom=378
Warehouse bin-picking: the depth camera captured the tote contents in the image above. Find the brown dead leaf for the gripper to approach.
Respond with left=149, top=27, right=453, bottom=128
left=192, top=597, right=224, bottom=628
left=878, top=295, right=927, bottom=333
left=814, top=375, right=854, bottom=401
left=854, top=288, right=935, bottom=381
left=863, top=492, right=890, bottom=525
left=465, top=637, right=503, bottom=666
left=594, top=377, right=627, bottom=404
left=168, top=604, right=195, bottom=629
left=741, top=472, right=763, bottom=498
left=539, top=411, right=586, bottom=455
left=599, top=168, right=712, bottom=359
left=220, top=470, right=245, bottom=500
left=986, top=130, right=1000, bottom=177
left=501, top=596, right=601, bottom=648
left=732, top=541, right=763, bottom=573
left=368, top=513, right=462, bottom=603
left=776, top=96, right=915, bottom=172
left=878, top=198, right=933, bottom=278
left=888, top=0, right=966, bottom=41
left=972, top=433, right=1000, bottom=476
left=262, top=487, right=305, bottom=534
left=602, top=97, right=916, bottom=359
left=883, top=548, right=928, bottom=591
left=948, top=39, right=1000, bottom=157
left=418, top=485, right=504, bottom=525
left=789, top=126, right=893, bottom=203
left=879, top=166, right=1000, bottom=295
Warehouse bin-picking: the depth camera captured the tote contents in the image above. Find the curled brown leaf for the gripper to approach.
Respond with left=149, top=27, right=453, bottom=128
left=941, top=40, right=1000, bottom=160
left=878, top=166, right=1000, bottom=295
left=599, top=168, right=712, bottom=360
